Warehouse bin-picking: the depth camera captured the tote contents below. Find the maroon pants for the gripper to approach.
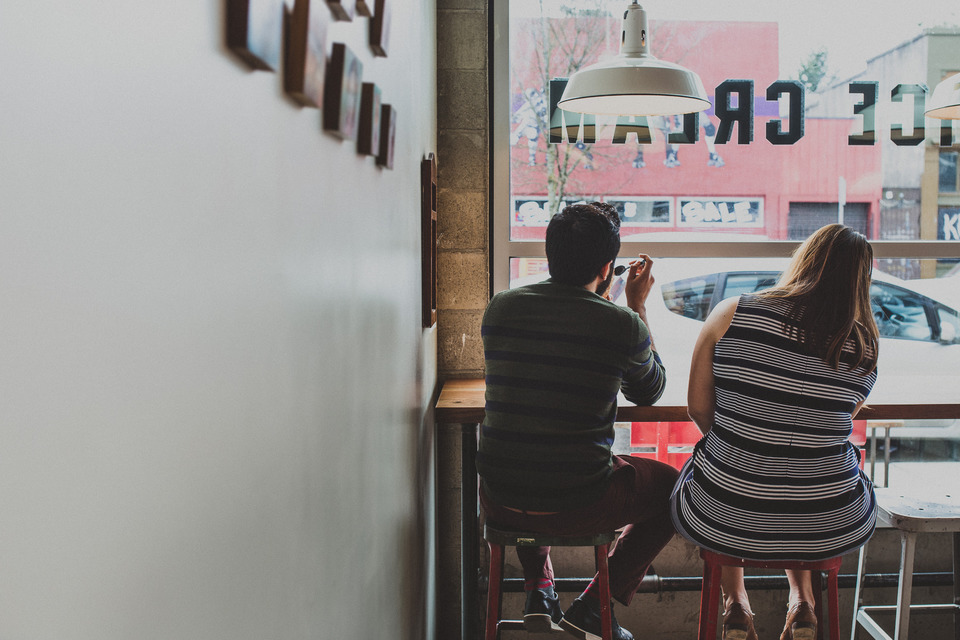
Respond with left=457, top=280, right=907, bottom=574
left=480, top=455, right=679, bottom=606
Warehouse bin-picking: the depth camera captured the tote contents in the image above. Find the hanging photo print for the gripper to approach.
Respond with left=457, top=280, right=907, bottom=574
left=369, top=0, right=391, bottom=57
left=325, top=0, right=356, bottom=21
left=227, top=0, right=285, bottom=71
left=323, top=43, right=364, bottom=140
left=357, top=83, right=383, bottom=156
left=284, top=0, right=329, bottom=107
left=376, top=104, right=396, bottom=169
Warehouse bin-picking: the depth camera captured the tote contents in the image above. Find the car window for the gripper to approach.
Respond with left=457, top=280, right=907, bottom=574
left=721, top=273, right=779, bottom=299
left=661, top=274, right=718, bottom=321
left=871, top=282, right=933, bottom=341
left=937, top=305, right=960, bottom=345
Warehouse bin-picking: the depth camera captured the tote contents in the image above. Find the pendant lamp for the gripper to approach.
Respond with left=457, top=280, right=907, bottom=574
left=925, top=72, right=960, bottom=120
left=558, top=1, right=710, bottom=117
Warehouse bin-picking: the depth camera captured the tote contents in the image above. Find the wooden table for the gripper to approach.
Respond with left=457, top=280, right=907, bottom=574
left=435, top=378, right=960, bottom=640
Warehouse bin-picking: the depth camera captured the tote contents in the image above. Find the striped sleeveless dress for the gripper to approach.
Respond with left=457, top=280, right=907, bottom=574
left=671, top=294, right=878, bottom=560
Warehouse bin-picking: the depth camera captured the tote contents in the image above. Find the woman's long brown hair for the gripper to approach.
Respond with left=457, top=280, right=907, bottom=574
left=757, top=224, right=879, bottom=371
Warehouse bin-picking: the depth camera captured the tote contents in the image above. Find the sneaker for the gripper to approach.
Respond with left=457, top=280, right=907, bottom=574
left=708, top=153, right=725, bottom=167
left=523, top=586, right=563, bottom=632
left=560, top=597, right=633, bottom=640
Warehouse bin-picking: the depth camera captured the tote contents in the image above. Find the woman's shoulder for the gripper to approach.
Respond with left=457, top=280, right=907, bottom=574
left=702, top=295, right=741, bottom=341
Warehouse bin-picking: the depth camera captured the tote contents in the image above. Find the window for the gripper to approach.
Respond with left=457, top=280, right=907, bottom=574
left=938, top=305, right=960, bottom=344
left=871, top=282, right=933, bottom=341
left=658, top=269, right=954, bottom=344
left=941, top=150, right=959, bottom=193
left=661, top=274, right=717, bottom=321
left=721, top=273, right=780, bottom=299
left=493, top=0, right=960, bottom=483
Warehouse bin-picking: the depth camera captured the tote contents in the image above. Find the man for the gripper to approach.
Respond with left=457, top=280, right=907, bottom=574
left=477, top=203, right=678, bottom=640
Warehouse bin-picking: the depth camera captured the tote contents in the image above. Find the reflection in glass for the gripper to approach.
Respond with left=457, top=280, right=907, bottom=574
left=941, top=150, right=959, bottom=193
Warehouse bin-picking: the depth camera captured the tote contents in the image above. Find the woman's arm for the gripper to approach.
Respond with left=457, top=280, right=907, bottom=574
left=852, top=399, right=867, bottom=419
left=687, top=296, right=739, bottom=434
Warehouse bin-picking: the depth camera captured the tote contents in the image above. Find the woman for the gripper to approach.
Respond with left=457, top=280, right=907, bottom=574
left=670, top=224, right=880, bottom=640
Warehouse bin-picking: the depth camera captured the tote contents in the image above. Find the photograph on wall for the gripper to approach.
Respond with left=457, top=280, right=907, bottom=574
left=369, top=0, right=391, bottom=57
left=226, top=0, right=284, bottom=71
left=357, top=83, right=382, bottom=156
left=376, top=104, right=396, bottom=169
left=355, top=0, right=373, bottom=17
left=325, top=0, right=356, bottom=21
left=323, top=43, right=364, bottom=140
left=284, top=0, right=329, bottom=107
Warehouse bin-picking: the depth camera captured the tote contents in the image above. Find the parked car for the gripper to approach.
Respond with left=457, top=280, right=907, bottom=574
left=615, top=258, right=960, bottom=378
left=608, top=258, right=960, bottom=456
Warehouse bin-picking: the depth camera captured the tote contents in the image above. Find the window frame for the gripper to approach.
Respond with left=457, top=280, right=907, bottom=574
left=941, top=148, right=960, bottom=193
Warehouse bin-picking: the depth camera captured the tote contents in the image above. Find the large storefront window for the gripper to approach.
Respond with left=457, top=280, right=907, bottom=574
left=493, top=0, right=960, bottom=488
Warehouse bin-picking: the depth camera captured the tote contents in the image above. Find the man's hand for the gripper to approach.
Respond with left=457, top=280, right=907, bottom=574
left=624, top=254, right=655, bottom=318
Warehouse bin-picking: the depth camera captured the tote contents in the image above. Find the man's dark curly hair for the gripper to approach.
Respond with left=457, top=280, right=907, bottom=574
left=545, top=203, right=621, bottom=286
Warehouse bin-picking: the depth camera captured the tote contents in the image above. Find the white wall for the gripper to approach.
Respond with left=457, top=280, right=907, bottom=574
left=0, top=2, right=437, bottom=638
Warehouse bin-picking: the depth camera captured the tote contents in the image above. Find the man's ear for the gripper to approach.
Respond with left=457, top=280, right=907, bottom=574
left=600, top=261, right=613, bottom=279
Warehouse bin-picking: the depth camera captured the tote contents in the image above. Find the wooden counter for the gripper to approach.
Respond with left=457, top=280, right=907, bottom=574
left=436, top=377, right=960, bottom=423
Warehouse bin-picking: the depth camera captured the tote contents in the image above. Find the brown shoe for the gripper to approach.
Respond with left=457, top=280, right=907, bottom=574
left=722, top=602, right=758, bottom=640
left=781, top=601, right=817, bottom=640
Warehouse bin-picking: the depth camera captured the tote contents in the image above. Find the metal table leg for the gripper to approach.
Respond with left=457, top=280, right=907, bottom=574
left=953, top=532, right=960, bottom=640
left=462, top=423, right=480, bottom=640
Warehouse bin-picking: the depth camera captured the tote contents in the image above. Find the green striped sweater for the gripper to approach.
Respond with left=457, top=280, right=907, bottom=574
left=477, top=280, right=666, bottom=511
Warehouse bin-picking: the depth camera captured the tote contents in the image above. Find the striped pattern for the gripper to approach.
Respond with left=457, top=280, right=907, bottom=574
left=477, top=280, right=665, bottom=512
left=671, top=295, right=878, bottom=560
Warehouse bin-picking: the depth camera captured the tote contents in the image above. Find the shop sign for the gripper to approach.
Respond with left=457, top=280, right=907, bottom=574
left=513, top=196, right=582, bottom=226
left=940, top=207, right=960, bottom=240
left=678, top=198, right=763, bottom=227
left=600, top=197, right=672, bottom=225
left=547, top=79, right=955, bottom=147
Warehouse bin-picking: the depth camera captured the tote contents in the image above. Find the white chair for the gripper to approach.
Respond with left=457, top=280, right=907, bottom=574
left=851, top=489, right=960, bottom=640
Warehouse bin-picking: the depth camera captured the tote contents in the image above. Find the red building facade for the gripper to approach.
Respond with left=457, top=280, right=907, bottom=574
left=508, top=18, right=882, bottom=244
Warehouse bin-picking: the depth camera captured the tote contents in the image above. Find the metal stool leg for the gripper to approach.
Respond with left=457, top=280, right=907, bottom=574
left=893, top=531, right=917, bottom=640
left=485, top=541, right=504, bottom=640
left=698, top=557, right=723, bottom=640
left=596, top=542, right=613, bottom=640
left=852, top=542, right=868, bottom=640
left=828, top=567, right=840, bottom=640
left=812, top=569, right=824, bottom=640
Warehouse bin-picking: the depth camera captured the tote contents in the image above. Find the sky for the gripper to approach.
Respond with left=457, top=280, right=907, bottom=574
left=513, top=0, right=960, bottom=81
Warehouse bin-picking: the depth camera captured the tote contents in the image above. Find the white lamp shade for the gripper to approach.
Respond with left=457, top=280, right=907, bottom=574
left=926, top=72, right=960, bottom=120
left=558, top=3, right=710, bottom=117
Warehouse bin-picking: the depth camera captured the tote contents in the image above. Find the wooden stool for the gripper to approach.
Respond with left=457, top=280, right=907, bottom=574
left=852, top=490, right=960, bottom=640
left=483, top=524, right=615, bottom=640
left=698, top=549, right=842, bottom=640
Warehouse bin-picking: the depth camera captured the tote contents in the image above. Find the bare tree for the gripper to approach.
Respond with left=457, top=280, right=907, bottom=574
left=510, top=2, right=617, bottom=216
left=796, top=47, right=834, bottom=93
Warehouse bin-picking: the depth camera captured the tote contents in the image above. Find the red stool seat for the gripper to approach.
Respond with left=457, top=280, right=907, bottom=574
left=483, top=524, right=616, bottom=640
left=698, top=549, right=842, bottom=640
